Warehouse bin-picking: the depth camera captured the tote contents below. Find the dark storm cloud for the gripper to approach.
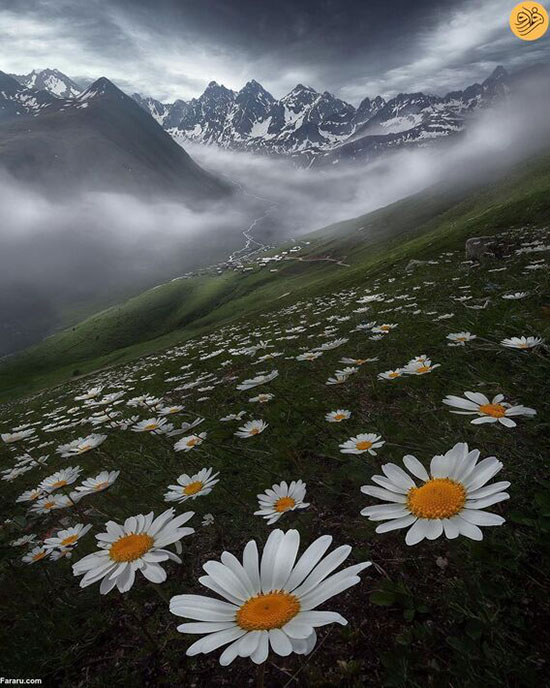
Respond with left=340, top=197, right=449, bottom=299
left=1, top=0, right=549, bottom=102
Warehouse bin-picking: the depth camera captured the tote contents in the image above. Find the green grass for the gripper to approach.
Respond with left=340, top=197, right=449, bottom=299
left=2, top=154, right=550, bottom=401
left=0, top=155, right=549, bottom=687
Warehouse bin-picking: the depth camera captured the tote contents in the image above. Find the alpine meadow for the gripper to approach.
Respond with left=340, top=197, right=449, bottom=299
left=0, top=2, right=549, bottom=687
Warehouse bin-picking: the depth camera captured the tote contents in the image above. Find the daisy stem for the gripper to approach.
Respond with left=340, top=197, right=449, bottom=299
left=256, top=661, right=266, bottom=688
left=122, top=596, right=159, bottom=654
left=149, top=581, right=170, bottom=605
left=61, top=487, right=87, bottom=519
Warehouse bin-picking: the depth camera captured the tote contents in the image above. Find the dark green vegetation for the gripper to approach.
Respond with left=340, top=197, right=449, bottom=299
left=0, top=153, right=549, bottom=687
left=2, top=154, right=550, bottom=401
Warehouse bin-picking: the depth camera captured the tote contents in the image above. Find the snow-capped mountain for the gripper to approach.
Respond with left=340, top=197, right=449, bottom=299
left=312, top=66, right=511, bottom=166
left=2, top=64, right=516, bottom=166
left=0, top=74, right=230, bottom=200
left=0, top=71, right=60, bottom=121
left=130, top=66, right=511, bottom=162
left=11, top=68, right=82, bottom=98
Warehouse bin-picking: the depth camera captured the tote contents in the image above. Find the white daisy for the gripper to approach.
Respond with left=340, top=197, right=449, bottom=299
left=501, top=292, right=528, bottom=300
left=1, top=429, right=35, bottom=444
left=377, top=369, right=404, bottom=381
left=168, top=418, right=205, bottom=436
left=295, top=352, right=323, bottom=362
left=10, top=534, right=38, bottom=547
left=72, top=508, right=194, bottom=594
left=326, top=374, right=349, bottom=386
left=254, top=480, right=310, bottom=524
left=446, top=332, right=476, bottom=346
left=500, top=336, right=543, bottom=350
left=39, top=466, right=82, bottom=493
left=159, top=405, right=185, bottom=416
left=325, top=410, right=351, bottom=423
left=57, top=434, right=107, bottom=458
left=249, top=393, right=274, bottom=403
left=174, top=433, right=207, bottom=452
left=442, top=392, right=536, bottom=427
left=74, top=470, right=120, bottom=496
left=339, top=433, right=385, bottom=456
left=235, top=420, right=268, bottom=438
left=220, top=412, right=246, bottom=422
left=29, top=494, right=74, bottom=514
left=169, top=528, right=370, bottom=665
left=75, top=387, right=103, bottom=401
left=236, top=371, right=279, bottom=391
left=44, top=523, right=92, bottom=552
left=360, top=442, right=509, bottom=545
left=131, top=417, right=173, bottom=434
left=371, top=323, right=397, bottom=334
left=164, top=468, right=220, bottom=503
left=16, top=488, right=44, bottom=503
left=22, top=546, right=49, bottom=564
left=403, top=357, right=440, bottom=375
left=315, top=338, right=349, bottom=351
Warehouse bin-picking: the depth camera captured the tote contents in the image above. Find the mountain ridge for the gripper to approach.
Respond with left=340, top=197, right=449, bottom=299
left=9, top=65, right=517, bottom=162
left=0, top=72, right=231, bottom=199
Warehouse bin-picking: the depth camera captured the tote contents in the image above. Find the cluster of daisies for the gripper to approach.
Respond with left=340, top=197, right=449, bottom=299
left=0, top=224, right=547, bottom=669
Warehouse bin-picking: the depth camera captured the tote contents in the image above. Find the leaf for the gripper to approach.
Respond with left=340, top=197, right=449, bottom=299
left=370, top=590, right=397, bottom=606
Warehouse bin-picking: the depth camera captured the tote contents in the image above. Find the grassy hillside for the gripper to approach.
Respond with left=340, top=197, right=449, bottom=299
left=0, top=175, right=548, bottom=687
left=2, top=155, right=550, bottom=400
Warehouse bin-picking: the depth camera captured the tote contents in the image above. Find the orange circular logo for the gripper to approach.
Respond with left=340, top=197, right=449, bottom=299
left=510, top=2, right=548, bottom=40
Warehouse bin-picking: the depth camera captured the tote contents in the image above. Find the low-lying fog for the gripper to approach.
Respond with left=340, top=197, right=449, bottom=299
left=1, top=74, right=548, bottom=356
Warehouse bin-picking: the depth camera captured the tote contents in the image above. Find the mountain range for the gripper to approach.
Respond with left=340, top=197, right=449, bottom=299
left=136, top=66, right=510, bottom=164
left=0, top=71, right=229, bottom=200
left=6, top=65, right=514, bottom=166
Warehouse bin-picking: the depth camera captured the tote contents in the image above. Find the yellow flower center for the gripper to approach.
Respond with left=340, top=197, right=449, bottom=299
left=380, top=325, right=391, bottom=331
left=109, top=533, right=154, bottom=562
left=44, top=501, right=56, bottom=510
left=479, top=403, right=507, bottom=418
left=183, top=481, right=204, bottom=496
left=94, top=481, right=109, bottom=491
left=250, top=428, right=260, bottom=435
left=51, top=480, right=67, bottom=489
left=407, top=478, right=466, bottom=519
left=455, top=337, right=466, bottom=341
left=415, top=365, right=430, bottom=374
left=275, top=496, right=296, bottom=512
left=519, top=343, right=529, bottom=349
left=32, top=551, right=47, bottom=561
left=333, top=413, right=345, bottom=421
left=356, top=440, right=373, bottom=451
left=144, top=423, right=158, bottom=431
left=61, top=534, right=79, bottom=546
left=79, top=444, right=92, bottom=452
left=236, top=591, right=300, bottom=631
left=388, top=372, right=400, bottom=378
left=187, top=438, right=199, bottom=447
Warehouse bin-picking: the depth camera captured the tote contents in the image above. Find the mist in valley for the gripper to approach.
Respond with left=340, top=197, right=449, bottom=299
left=1, top=72, right=549, bottom=356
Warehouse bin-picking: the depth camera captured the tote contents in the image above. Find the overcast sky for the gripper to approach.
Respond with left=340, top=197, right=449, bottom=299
left=0, top=0, right=549, bottom=103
